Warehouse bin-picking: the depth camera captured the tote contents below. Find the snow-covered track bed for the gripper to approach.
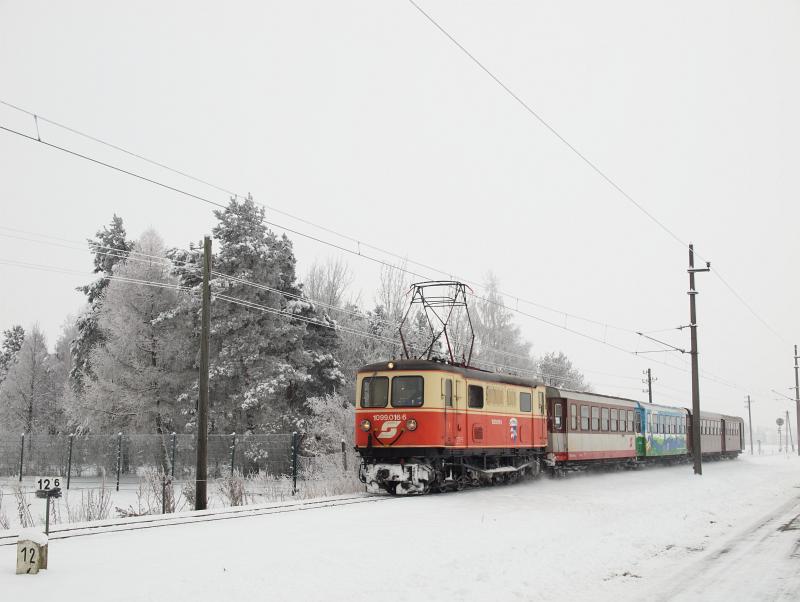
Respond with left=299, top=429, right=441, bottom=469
left=0, top=494, right=397, bottom=545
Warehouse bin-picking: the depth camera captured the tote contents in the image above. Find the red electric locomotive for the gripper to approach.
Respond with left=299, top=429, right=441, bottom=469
left=355, top=359, right=548, bottom=494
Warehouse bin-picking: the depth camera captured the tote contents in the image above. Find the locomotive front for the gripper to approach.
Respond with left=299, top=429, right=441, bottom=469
left=355, top=360, right=450, bottom=494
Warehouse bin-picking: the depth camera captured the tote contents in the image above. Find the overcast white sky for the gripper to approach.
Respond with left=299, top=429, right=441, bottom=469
left=1, top=1, right=798, bottom=436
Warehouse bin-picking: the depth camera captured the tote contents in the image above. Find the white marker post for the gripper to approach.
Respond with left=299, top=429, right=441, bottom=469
left=16, top=529, right=48, bottom=575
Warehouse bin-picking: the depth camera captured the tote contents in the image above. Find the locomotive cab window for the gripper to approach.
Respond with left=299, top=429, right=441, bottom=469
left=361, top=376, right=389, bottom=408
left=391, top=376, right=424, bottom=407
left=520, top=392, right=532, bottom=413
left=468, top=385, right=484, bottom=409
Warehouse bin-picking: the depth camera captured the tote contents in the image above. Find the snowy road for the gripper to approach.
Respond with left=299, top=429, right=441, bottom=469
left=646, top=492, right=800, bottom=601
left=1, top=452, right=798, bottom=601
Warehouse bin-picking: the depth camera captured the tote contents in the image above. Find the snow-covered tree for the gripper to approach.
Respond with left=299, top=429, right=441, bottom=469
left=471, top=274, right=535, bottom=375
left=537, top=351, right=588, bottom=390
left=0, top=325, right=25, bottom=386
left=0, top=325, right=61, bottom=436
left=304, top=392, right=354, bottom=455
left=71, top=215, right=133, bottom=392
left=169, top=196, right=344, bottom=435
left=79, top=230, right=191, bottom=440
left=304, top=257, right=354, bottom=309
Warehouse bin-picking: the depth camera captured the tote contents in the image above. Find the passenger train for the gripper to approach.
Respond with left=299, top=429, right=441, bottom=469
left=355, top=359, right=744, bottom=494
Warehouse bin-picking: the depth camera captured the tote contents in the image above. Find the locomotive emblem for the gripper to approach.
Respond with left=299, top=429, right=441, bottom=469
left=377, top=420, right=403, bottom=439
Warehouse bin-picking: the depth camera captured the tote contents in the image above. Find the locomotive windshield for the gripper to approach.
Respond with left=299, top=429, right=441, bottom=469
left=391, top=376, right=424, bottom=407
left=361, top=377, right=389, bottom=407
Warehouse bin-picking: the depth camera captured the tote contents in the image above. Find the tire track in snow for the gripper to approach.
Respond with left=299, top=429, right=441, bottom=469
left=650, top=493, right=800, bottom=601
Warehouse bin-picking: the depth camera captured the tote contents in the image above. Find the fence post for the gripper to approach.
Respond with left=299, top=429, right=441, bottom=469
left=341, top=439, right=347, bottom=472
left=291, top=432, right=298, bottom=495
left=67, top=434, right=74, bottom=489
left=18, top=433, right=24, bottom=482
left=116, top=432, right=122, bottom=492
left=45, top=495, right=51, bottom=535
left=230, top=432, right=237, bottom=475
left=171, top=432, right=177, bottom=477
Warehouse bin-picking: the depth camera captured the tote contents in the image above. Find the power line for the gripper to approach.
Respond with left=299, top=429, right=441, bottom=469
left=405, top=0, right=685, bottom=249
left=0, top=122, right=645, bottom=356
left=403, top=1, right=787, bottom=348
left=0, top=99, right=638, bottom=335
left=0, top=115, right=762, bottom=397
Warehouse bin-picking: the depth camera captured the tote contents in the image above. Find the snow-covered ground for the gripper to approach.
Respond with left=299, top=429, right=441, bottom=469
left=2, top=452, right=799, bottom=601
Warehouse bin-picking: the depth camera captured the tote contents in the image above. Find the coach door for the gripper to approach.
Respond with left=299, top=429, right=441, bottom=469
left=721, top=418, right=727, bottom=453
left=443, top=378, right=464, bottom=446
left=547, top=397, right=567, bottom=454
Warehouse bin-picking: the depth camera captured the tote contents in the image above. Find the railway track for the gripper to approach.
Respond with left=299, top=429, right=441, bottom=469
left=0, top=494, right=397, bottom=546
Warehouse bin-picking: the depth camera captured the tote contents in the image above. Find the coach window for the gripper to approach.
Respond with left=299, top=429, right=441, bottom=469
left=601, top=407, right=609, bottom=431
left=520, top=392, right=532, bottom=413
left=634, top=411, right=640, bottom=433
left=570, top=404, right=578, bottom=430
left=468, top=385, right=484, bottom=409
left=554, top=403, right=563, bottom=428
left=361, top=376, right=389, bottom=408
left=581, top=405, right=590, bottom=430
left=591, top=406, right=600, bottom=431
left=610, top=409, right=618, bottom=432
left=392, top=376, right=424, bottom=407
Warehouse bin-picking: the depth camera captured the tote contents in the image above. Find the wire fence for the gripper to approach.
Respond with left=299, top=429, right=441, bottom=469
left=0, top=432, right=354, bottom=481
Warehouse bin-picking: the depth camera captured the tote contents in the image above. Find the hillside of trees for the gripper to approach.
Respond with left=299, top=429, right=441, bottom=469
left=0, top=197, right=587, bottom=447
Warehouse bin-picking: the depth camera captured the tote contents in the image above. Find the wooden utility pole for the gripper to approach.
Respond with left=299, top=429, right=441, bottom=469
left=688, top=244, right=710, bottom=476
left=643, top=368, right=655, bottom=403
left=787, top=410, right=795, bottom=453
left=745, top=395, right=754, bottom=455
left=795, top=345, right=799, bottom=457
left=195, top=236, right=211, bottom=511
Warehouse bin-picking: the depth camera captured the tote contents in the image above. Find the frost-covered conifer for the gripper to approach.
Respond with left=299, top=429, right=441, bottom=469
left=0, top=325, right=60, bottom=436
left=70, top=215, right=133, bottom=392
left=0, top=325, right=25, bottom=386
left=471, top=273, right=536, bottom=374
left=170, top=196, right=344, bottom=435
left=79, top=230, right=191, bottom=444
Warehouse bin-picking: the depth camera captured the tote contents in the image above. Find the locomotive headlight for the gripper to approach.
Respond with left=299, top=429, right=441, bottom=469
left=406, top=418, right=418, bottom=431
left=359, top=419, right=371, bottom=432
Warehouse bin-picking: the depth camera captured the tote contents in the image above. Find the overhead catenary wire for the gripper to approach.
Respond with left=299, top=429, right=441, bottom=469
left=0, top=100, right=638, bottom=336
left=0, top=110, right=765, bottom=398
left=0, top=219, right=752, bottom=398
left=0, top=126, right=641, bottom=353
left=402, top=1, right=787, bottom=347
left=0, top=254, right=712, bottom=402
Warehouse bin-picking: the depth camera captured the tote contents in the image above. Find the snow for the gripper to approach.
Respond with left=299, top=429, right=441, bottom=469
left=16, top=529, right=47, bottom=546
left=1, top=453, right=799, bottom=600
